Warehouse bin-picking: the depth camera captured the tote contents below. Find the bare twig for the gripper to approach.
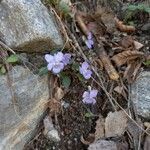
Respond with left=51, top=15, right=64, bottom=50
left=51, top=7, right=70, bottom=51
left=0, top=41, right=16, bottom=54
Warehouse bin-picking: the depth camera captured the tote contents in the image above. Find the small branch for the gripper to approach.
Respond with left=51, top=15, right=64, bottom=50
left=0, top=41, right=16, bottom=54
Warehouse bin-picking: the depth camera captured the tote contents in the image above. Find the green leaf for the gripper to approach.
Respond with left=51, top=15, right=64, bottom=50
left=128, top=21, right=135, bottom=26
left=84, top=112, right=93, bottom=118
left=48, top=0, right=58, bottom=5
left=145, top=7, right=150, bottom=13
left=1, top=66, right=6, bottom=74
left=60, top=73, right=71, bottom=88
left=62, top=76, right=71, bottom=88
left=127, top=4, right=150, bottom=13
left=127, top=5, right=138, bottom=11
left=38, top=66, right=48, bottom=76
left=0, top=64, right=2, bottom=68
left=143, top=60, right=150, bottom=66
left=6, top=54, right=19, bottom=63
left=77, top=73, right=84, bottom=82
left=58, top=1, right=70, bottom=15
left=71, top=62, right=80, bottom=72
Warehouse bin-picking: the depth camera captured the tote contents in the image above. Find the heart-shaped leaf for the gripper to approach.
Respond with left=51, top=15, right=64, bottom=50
left=6, top=54, right=19, bottom=63
left=38, top=66, right=48, bottom=76
left=1, top=66, right=6, bottom=74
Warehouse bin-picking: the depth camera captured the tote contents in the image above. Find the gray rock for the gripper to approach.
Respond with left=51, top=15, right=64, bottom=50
left=0, top=65, right=49, bottom=150
left=43, top=116, right=60, bottom=142
left=88, top=140, right=117, bottom=150
left=47, top=130, right=60, bottom=142
left=105, top=111, right=127, bottom=138
left=0, top=0, right=64, bottom=52
left=131, top=72, right=150, bottom=119
left=141, top=22, right=150, bottom=34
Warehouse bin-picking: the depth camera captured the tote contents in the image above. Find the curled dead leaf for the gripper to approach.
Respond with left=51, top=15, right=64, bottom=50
left=81, top=133, right=95, bottom=145
left=112, top=50, right=144, bottom=67
left=133, top=41, right=144, bottom=50
left=54, top=87, right=64, bottom=100
left=94, top=6, right=116, bottom=34
left=120, top=36, right=134, bottom=49
left=124, top=59, right=142, bottom=83
left=99, top=48, right=119, bottom=80
left=144, top=122, right=150, bottom=128
left=114, top=17, right=136, bottom=33
left=75, top=12, right=89, bottom=36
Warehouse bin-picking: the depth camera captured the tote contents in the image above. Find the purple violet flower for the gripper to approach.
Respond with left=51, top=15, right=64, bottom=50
left=62, top=53, right=71, bottom=66
left=85, top=32, right=94, bottom=49
left=45, top=52, right=64, bottom=74
left=45, top=52, right=71, bottom=74
left=82, top=88, right=98, bottom=104
left=79, top=61, right=92, bottom=79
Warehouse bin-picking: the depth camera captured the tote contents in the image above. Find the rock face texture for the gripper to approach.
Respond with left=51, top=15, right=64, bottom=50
left=131, top=72, right=150, bottom=119
left=88, top=140, right=117, bottom=150
left=0, top=66, right=49, bottom=150
left=0, top=0, right=64, bottom=52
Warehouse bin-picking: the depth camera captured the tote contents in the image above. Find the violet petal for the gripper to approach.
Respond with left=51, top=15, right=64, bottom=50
left=45, top=54, right=54, bottom=63
left=62, top=53, right=71, bottom=65
left=54, top=52, right=64, bottom=62
left=47, top=63, right=53, bottom=71
left=90, top=90, right=98, bottom=98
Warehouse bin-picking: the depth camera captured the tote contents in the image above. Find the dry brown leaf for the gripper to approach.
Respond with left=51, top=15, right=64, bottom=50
left=98, top=47, right=119, bottom=80
left=120, top=36, right=134, bottom=49
left=114, top=86, right=127, bottom=99
left=87, top=21, right=105, bottom=37
left=112, top=50, right=144, bottom=67
left=94, top=6, right=117, bottom=34
left=80, top=133, right=95, bottom=145
left=134, top=41, right=144, bottom=50
left=54, top=87, right=64, bottom=100
left=116, top=140, right=129, bottom=150
left=105, top=111, right=128, bottom=137
left=124, top=59, right=142, bottom=83
left=144, top=122, right=150, bottom=128
left=114, top=17, right=136, bottom=33
left=49, top=98, right=61, bottom=115
left=117, top=141, right=129, bottom=150
left=75, top=11, right=105, bottom=37
left=75, top=12, right=89, bottom=36
left=95, top=59, right=103, bottom=70
left=95, top=116, right=105, bottom=141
